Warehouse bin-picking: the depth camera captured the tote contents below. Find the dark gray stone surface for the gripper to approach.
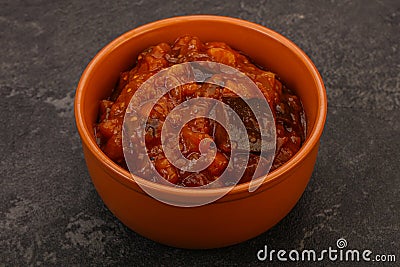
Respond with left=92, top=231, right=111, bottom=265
left=1, top=0, right=399, bottom=266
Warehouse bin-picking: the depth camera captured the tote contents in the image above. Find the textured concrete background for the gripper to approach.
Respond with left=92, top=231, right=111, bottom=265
left=1, top=0, right=399, bottom=266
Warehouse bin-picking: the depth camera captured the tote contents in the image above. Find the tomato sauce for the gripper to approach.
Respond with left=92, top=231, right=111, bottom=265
left=95, top=35, right=306, bottom=187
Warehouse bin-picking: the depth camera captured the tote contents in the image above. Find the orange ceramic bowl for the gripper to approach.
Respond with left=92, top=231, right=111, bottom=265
left=74, top=15, right=327, bottom=249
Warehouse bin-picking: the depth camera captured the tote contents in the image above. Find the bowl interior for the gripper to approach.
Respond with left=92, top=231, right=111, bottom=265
left=76, top=16, right=326, bottom=196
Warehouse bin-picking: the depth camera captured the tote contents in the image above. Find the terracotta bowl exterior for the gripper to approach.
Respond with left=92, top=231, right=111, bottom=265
left=74, top=15, right=327, bottom=249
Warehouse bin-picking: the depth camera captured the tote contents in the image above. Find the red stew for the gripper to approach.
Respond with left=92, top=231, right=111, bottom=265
left=95, top=35, right=306, bottom=187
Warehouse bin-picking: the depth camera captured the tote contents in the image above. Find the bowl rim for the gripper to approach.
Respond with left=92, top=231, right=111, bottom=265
left=74, top=15, right=327, bottom=200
